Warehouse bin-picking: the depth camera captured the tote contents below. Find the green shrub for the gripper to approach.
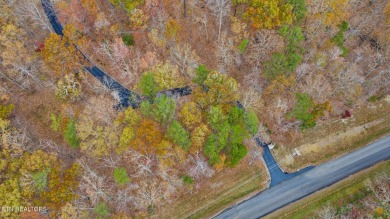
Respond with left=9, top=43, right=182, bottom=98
left=368, top=95, right=379, bottom=102
left=278, top=25, right=289, bottom=37
left=152, top=95, right=176, bottom=125
left=193, top=65, right=210, bottom=85
left=0, top=103, right=14, bottom=119
left=166, top=120, right=191, bottom=151
left=32, top=169, right=50, bottom=191
left=287, top=0, right=307, bottom=23
left=204, top=136, right=221, bottom=165
left=263, top=53, right=301, bottom=80
left=332, top=32, right=344, bottom=46
left=94, top=202, right=110, bottom=216
left=245, top=111, right=259, bottom=135
left=122, top=34, right=134, bottom=46
left=140, top=101, right=153, bottom=117
left=50, top=113, right=61, bottom=132
left=64, top=119, right=80, bottom=148
left=331, top=21, right=349, bottom=57
left=110, top=0, right=144, bottom=14
left=238, top=38, right=249, bottom=53
left=138, top=72, right=157, bottom=98
left=182, top=175, right=194, bottom=185
left=286, top=26, right=304, bottom=54
left=288, top=93, right=316, bottom=130
left=339, top=21, right=349, bottom=32
left=263, top=26, right=304, bottom=80
left=148, top=205, right=155, bottom=215
left=113, top=167, right=130, bottom=186
left=228, top=143, right=247, bottom=167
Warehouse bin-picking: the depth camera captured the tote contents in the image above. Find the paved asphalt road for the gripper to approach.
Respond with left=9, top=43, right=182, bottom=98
left=42, top=0, right=195, bottom=109
left=41, top=0, right=145, bottom=108
left=255, top=136, right=315, bottom=187
left=214, top=135, right=390, bottom=219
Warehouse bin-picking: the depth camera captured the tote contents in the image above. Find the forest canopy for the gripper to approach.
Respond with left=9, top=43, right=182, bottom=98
left=0, top=0, right=389, bottom=217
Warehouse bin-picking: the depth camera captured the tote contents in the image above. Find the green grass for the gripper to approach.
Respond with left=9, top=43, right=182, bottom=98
left=188, top=171, right=262, bottom=219
left=268, top=161, right=390, bottom=219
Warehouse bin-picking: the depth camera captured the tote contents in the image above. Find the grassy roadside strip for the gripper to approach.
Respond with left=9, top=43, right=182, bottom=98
left=301, top=124, right=390, bottom=169
left=265, top=161, right=390, bottom=219
left=188, top=171, right=265, bottom=219
left=279, top=112, right=390, bottom=171
left=352, top=126, right=390, bottom=153
left=158, top=158, right=269, bottom=219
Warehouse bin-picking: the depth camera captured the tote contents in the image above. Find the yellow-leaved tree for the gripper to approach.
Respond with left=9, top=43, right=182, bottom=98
left=307, top=0, right=349, bottom=27
left=242, top=0, right=294, bottom=29
left=179, top=102, right=203, bottom=130
left=41, top=24, right=86, bottom=75
left=193, top=70, right=239, bottom=110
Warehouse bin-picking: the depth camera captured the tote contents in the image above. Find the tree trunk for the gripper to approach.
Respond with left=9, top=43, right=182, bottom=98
left=183, top=0, right=187, bottom=18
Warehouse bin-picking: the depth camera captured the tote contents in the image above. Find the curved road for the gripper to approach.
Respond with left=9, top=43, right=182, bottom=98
left=41, top=3, right=390, bottom=218
left=41, top=0, right=144, bottom=108
left=214, top=135, right=390, bottom=219
left=41, top=0, right=194, bottom=108
left=41, top=0, right=312, bottom=185
left=255, top=136, right=314, bottom=187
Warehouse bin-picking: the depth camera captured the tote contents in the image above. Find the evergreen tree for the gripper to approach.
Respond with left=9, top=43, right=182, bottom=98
left=166, top=120, right=191, bottom=151
left=64, top=119, right=80, bottom=148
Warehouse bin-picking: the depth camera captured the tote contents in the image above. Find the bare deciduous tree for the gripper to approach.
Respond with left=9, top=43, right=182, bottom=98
left=247, top=30, right=284, bottom=65
left=240, top=86, right=264, bottom=112
left=364, top=173, right=390, bottom=204
left=298, top=71, right=333, bottom=102
left=80, top=72, right=112, bottom=95
left=2, top=125, right=35, bottom=153
left=188, top=152, right=215, bottom=180
left=248, top=147, right=262, bottom=166
left=330, top=62, right=365, bottom=101
left=126, top=150, right=157, bottom=178
left=316, top=205, right=337, bottom=219
left=159, top=168, right=182, bottom=197
left=99, top=154, right=120, bottom=169
left=206, top=0, right=230, bottom=41
left=78, top=159, right=111, bottom=205
left=134, top=179, right=166, bottom=211
left=216, top=33, right=234, bottom=73
left=368, top=69, right=390, bottom=96
left=170, top=43, right=200, bottom=78
left=112, top=188, right=135, bottom=212
left=194, top=10, right=210, bottom=41
left=96, top=38, right=140, bottom=87
left=0, top=23, right=45, bottom=89
left=14, top=0, right=53, bottom=32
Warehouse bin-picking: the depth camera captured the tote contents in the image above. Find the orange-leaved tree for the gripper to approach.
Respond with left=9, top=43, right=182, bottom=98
left=41, top=24, right=86, bottom=75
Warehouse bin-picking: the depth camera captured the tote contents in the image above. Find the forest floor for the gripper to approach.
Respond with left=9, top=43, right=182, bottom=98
left=272, top=96, right=390, bottom=172
left=265, top=160, right=390, bottom=219
left=11, top=87, right=60, bottom=142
